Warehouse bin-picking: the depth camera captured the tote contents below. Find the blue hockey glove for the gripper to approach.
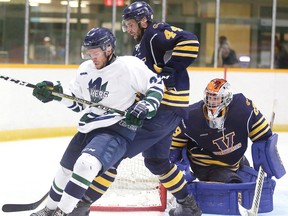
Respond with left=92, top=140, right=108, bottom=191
left=154, top=64, right=176, bottom=90
left=125, top=99, right=156, bottom=127
left=33, top=81, right=63, bottom=103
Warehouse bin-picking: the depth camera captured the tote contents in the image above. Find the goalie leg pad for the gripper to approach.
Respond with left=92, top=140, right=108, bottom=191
left=187, top=177, right=276, bottom=215
left=252, top=133, right=286, bottom=179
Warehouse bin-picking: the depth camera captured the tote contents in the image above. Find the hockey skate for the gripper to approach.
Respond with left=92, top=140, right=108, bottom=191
left=169, top=194, right=202, bottom=216
left=30, top=206, right=54, bottom=216
left=68, top=199, right=90, bottom=216
left=52, top=207, right=67, bottom=216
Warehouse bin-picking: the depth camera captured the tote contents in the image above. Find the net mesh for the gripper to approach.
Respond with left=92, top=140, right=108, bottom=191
left=91, top=154, right=166, bottom=210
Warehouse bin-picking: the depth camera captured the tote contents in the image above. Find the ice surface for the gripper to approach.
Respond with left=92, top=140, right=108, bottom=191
left=0, top=133, right=287, bottom=216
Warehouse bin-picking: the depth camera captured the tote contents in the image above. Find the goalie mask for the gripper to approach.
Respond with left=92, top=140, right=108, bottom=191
left=122, top=1, right=154, bottom=32
left=203, top=78, right=233, bottom=129
left=81, top=27, right=116, bottom=60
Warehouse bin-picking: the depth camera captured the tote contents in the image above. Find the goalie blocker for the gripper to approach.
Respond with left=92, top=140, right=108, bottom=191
left=185, top=133, right=286, bottom=215
left=252, top=133, right=286, bottom=179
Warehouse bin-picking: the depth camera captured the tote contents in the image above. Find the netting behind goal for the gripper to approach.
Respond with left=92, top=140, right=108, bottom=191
left=90, top=154, right=167, bottom=212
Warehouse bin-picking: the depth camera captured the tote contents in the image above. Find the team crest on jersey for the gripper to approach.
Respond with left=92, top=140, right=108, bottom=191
left=212, top=132, right=242, bottom=155
left=88, top=78, right=109, bottom=103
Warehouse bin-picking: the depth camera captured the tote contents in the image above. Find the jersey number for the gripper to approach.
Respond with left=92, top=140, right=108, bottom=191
left=164, top=30, right=176, bottom=40
left=164, top=27, right=183, bottom=40
left=173, top=126, right=182, bottom=136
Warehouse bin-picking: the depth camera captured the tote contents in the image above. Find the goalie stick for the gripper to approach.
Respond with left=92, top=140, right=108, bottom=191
left=238, top=166, right=265, bottom=216
left=0, top=74, right=126, bottom=116
left=238, top=111, right=275, bottom=216
left=2, top=192, right=48, bottom=212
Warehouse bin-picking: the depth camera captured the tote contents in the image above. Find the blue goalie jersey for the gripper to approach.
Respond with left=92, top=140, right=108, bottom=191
left=172, top=93, right=272, bottom=170
left=133, top=21, right=199, bottom=118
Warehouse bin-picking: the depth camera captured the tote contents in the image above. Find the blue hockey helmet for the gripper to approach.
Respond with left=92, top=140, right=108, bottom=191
left=82, top=27, right=116, bottom=59
left=122, top=1, right=153, bottom=31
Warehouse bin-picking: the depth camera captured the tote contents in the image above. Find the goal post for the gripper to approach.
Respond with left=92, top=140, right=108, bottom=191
left=90, top=154, right=167, bottom=212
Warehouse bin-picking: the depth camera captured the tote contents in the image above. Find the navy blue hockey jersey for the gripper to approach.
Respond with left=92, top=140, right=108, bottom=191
left=133, top=21, right=199, bottom=118
left=172, top=93, right=272, bottom=170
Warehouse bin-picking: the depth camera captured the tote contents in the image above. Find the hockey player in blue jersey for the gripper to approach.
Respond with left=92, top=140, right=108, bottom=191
left=68, top=1, right=201, bottom=216
left=170, top=78, right=285, bottom=184
left=30, top=27, right=164, bottom=216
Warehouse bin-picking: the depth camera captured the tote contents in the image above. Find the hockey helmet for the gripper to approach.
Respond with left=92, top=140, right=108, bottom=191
left=203, top=78, right=233, bottom=129
left=81, top=27, right=116, bottom=60
left=122, top=1, right=153, bottom=32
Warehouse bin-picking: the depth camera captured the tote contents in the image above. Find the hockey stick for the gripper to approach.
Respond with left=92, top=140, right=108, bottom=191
left=238, top=112, right=276, bottom=216
left=2, top=192, right=49, bottom=212
left=238, top=166, right=265, bottom=216
left=0, top=74, right=126, bottom=116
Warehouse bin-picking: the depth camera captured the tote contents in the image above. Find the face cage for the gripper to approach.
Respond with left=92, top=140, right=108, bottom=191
left=204, top=93, right=226, bottom=118
left=204, top=93, right=227, bottom=129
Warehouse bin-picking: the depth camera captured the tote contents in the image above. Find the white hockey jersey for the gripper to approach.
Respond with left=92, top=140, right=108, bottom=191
left=60, top=56, right=164, bottom=133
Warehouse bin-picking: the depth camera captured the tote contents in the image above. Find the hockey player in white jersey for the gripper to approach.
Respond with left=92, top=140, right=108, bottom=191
left=30, top=27, right=164, bottom=216
left=67, top=2, right=201, bottom=216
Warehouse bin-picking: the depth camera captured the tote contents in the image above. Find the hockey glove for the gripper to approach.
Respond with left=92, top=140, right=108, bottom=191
left=33, top=81, right=63, bottom=103
left=125, top=99, right=156, bottom=127
left=154, top=64, right=176, bottom=90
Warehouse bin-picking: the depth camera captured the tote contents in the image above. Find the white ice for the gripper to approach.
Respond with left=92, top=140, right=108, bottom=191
left=0, top=133, right=287, bottom=216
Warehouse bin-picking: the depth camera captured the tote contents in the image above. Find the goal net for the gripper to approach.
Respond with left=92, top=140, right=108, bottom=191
left=90, top=154, right=167, bottom=211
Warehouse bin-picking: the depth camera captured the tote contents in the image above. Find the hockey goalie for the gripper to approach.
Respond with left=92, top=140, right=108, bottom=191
left=170, top=78, right=286, bottom=215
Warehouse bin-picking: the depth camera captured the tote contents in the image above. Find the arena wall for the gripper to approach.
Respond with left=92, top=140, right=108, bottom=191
left=0, top=65, right=287, bottom=141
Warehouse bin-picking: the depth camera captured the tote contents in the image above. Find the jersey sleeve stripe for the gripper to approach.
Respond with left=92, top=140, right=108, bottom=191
left=172, top=52, right=198, bottom=58
left=176, top=40, right=199, bottom=46
left=163, top=94, right=190, bottom=101
left=173, top=46, right=199, bottom=52
left=161, top=101, right=189, bottom=107
left=249, top=117, right=270, bottom=138
left=250, top=126, right=270, bottom=142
